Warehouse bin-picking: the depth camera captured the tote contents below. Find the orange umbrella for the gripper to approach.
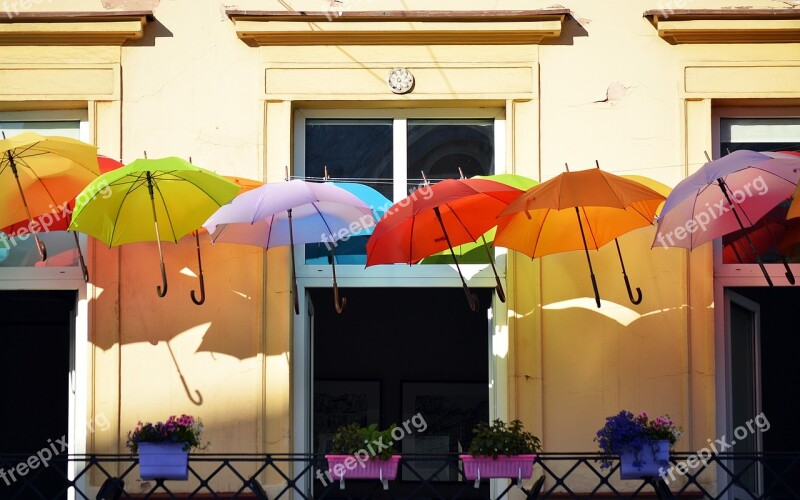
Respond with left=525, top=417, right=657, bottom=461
left=186, top=175, right=263, bottom=305
left=1, top=154, right=123, bottom=281
left=495, top=163, right=665, bottom=308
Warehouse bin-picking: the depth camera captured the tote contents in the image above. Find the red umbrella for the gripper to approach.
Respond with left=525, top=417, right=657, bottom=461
left=1, top=155, right=123, bottom=281
left=365, top=177, right=523, bottom=311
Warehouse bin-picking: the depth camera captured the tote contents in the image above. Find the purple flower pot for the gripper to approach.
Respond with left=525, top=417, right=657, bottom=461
left=619, top=439, right=670, bottom=479
left=138, top=442, right=189, bottom=480
left=460, top=454, right=537, bottom=481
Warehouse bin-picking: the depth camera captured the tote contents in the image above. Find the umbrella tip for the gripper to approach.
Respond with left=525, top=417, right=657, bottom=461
left=564, top=162, right=570, bottom=172
left=324, top=165, right=329, bottom=180
left=285, top=165, right=289, bottom=181
left=421, top=171, right=430, bottom=186
left=595, top=160, right=600, bottom=169
left=458, top=167, right=465, bottom=179
left=703, top=151, right=711, bottom=162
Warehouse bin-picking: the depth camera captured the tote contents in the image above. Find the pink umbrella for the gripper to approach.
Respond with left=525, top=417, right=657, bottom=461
left=203, top=179, right=374, bottom=314
left=653, top=150, right=800, bottom=286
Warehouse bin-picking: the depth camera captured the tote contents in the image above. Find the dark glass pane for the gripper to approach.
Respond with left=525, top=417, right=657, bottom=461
left=304, top=119, right=392, bottom=265
left=407, top=119, right=494, bottom=192
left=305, top=119, right=393, bottom=200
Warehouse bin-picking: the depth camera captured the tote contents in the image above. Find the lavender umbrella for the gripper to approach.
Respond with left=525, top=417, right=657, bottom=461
left=653, top=150, right=800, bottom=286
left=203, top=179, right=375, bottom=314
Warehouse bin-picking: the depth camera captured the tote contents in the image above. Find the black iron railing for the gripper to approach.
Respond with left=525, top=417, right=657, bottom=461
left=0, top=452, right=798, bottom=499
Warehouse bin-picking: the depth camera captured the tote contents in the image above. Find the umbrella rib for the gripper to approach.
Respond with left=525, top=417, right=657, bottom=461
left=7, top=156, right=64, bottom=212
left=310, top=202, right=339, bottom=244
left=150, top=169, right=233, bottom=206
left=107, top=173, right=148, bottom=246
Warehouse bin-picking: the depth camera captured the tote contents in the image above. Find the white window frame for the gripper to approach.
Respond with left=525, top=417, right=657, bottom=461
left=0, top=109, right=91, bottom=496
left=292, top=108, right=507, bottom=287
left=291, top=109, right=510, bottom=489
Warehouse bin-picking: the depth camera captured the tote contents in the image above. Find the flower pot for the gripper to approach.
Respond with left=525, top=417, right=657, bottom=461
left=138, top=442, right=189, bottom=480
left=324, top=454, right=400, bottom=489
left=460, top=454, right=537, bottom=482
left=619, top=439, right=670, bottom=479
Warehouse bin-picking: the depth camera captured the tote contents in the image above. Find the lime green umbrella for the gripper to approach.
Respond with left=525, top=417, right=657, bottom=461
left=68, top=156, right=239, bottom=298
left=420, top=173, right=538, bottom=264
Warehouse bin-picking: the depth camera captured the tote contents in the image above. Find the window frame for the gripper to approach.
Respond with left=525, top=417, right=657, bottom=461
left=711, top=106, right=800, bottom=282
left=0, top=109, right=90, bottom=283
left=293, top=107, right=508, bottom=285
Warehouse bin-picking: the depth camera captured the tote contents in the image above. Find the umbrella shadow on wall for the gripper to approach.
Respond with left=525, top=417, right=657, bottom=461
left=91, top=234, right=265, bottom=405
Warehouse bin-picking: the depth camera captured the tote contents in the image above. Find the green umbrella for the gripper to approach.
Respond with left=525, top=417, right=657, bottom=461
left=68, top=156, right=239, bottom=298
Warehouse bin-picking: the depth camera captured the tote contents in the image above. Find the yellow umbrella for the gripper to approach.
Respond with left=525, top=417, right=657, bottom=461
left=0, top=131, right=100, bottom=260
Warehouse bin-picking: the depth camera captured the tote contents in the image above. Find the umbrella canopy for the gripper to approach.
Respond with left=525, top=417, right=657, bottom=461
left=202, top=179, right=375, bottom=314
left=653, top=150, right=800, bottom=286
left=69, top=156, right=240, bottom=297
left=495, top=166, right=666, bottom=307
left=0, top=132, right=100, bottom=260
left=419, top=173, right=539, bottom=264
left=365, top=177, right=524, bottom=310
left=1, top=155, right=124, bottom=281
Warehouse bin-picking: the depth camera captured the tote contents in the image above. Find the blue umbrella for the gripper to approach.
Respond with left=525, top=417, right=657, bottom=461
left=305, top=178, right=391, bottom=266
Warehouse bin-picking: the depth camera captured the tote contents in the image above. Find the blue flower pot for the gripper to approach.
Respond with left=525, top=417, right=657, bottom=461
left=619, top=439, right=670, bottom=479
left=138, top=442, right=189, bottom=480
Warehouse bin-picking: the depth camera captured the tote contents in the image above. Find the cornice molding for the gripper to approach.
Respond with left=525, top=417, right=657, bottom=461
left=644, top=8, right=800, bottom=44
left=0, top=11, right=153, bottom=46
left=226, top=9, right=568, bottom=46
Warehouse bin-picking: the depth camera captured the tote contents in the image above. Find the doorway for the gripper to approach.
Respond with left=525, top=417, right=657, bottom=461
left=0, top=290, right=74, bottom=499
left=310, top=287, right=492, bottom=498
left=725, top=286, right=800, bottom=496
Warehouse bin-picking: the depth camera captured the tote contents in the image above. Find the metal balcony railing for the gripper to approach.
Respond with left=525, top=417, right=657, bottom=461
left=0, top=452, right=798, bottom=499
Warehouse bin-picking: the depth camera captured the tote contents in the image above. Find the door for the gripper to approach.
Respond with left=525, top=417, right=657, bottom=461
left=724, top=289, right=763, bottom=498
left=0, top=290, right=74, bottom=499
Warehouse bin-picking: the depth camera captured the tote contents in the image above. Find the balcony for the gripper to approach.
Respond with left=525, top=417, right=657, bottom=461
left=0, top=452, right=798, bottom=499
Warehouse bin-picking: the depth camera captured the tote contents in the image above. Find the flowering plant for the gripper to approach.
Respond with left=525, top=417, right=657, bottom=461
left=126, top=414, right=209, bottom=453
left=595, top=411, right=681, bottom=468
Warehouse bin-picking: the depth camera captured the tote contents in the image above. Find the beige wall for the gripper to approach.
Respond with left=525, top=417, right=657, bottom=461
left=2, top=0, right=799, bottom=495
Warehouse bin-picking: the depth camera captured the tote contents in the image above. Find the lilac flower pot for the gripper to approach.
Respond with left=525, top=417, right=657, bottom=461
left=619, top=439, right=670, bottom=479
left=460, top=454, right=537, bottom=481
left=138, top=442, right=189, bottom=480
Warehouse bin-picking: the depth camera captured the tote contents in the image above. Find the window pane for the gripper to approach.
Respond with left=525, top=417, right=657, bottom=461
left=0, top=120, right=82, bottom=269
left=407, top=119, right=494, bottom=190
left=720, top=118, right=800, bottom=154
left=304, top=119, right=393, bottom=265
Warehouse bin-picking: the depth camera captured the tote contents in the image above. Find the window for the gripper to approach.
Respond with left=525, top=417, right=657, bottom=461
left=714, top=111, right=800, bottom=266
left=0, top=111, right=88, bottom=276
left=296, top=110, right=502, bottom=271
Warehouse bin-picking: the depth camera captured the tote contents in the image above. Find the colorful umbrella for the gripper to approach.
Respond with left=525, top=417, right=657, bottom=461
left=68, top=156, right=240, bottom=297
left=365, top=177, right=524, bottom=310
left=420, top=173, right=539, bottom=264
left=1, top=155, right=124, bottom=281
left=653, top=150, right=800, bottom=286
left=495, top=164, right=666, bottom=308
left=1, top=131, right=100, bottom=261
left=202, top=178, right=375, bottom=314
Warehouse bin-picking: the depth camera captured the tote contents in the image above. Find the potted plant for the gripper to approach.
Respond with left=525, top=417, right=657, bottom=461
left=126, top=414, right=209, bottom=480
left=460, top=419, right=542, bottom=484
left=324, top=422, right=400, bottom=489
left=595, top=410, right=681, bottom=479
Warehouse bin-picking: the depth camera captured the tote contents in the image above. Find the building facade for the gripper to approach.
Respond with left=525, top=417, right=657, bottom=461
left=1, top=0, right=799, bottom=497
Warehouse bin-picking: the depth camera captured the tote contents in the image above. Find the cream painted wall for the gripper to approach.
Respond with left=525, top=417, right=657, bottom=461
left=3, top=0, right=798, bottom=495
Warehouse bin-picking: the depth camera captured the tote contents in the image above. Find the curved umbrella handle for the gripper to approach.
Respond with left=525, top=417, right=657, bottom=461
left=780, top=254, right=796, bottom=285
left=190, top=277, right=206, bottom=305
left=465, top=288, right=479, bottom=312
left=156, top=259, right=168, bottom=297
left=34, top=234, right=47, bottom=262
left=624, top=275, right=643, bottom=305
left=190, top=231, right=206, bottom=305
left=72, top=232, right=89, bottom=283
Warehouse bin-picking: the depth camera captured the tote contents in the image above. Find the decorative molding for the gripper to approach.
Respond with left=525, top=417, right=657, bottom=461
left=387, top=67, right=414, bottom=94
left=644, top=8, right=800, bottom=44
left=227, top=9, right=568, bottom=46
left=0, top=11, right=153, bottom=46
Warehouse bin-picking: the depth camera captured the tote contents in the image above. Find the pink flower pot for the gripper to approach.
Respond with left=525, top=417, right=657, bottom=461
left=138, top=442, right=189, bottom=480
left=324, top=454, right=400, bottom=481
left=460, top=454, right=537, bottom=481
